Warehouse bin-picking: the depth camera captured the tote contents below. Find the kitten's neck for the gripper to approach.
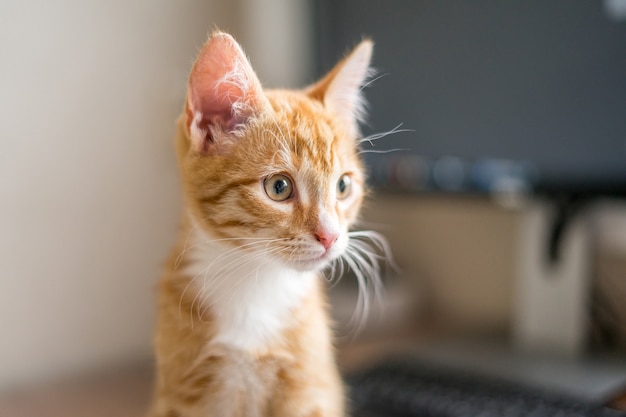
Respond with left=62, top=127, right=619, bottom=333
left=180, top=218, right=316, bottom=352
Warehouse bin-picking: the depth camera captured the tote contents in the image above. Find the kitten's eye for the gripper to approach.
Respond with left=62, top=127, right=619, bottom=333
left=264, top=174, right=293, bottom=201
left=337, top=174, right=352, bottom=199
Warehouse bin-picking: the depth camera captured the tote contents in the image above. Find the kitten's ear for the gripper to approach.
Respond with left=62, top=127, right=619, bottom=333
left=307, top=40, right=373, bottom=138
left=185, top=31, right=268, bottom=154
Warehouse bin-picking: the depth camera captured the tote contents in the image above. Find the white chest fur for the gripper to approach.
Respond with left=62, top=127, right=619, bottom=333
left=182, top=228, right=316, bottom=352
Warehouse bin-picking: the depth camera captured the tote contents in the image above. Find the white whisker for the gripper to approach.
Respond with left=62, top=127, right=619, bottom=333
left=341, top=253, right=371, bottom=335
left=327, top=229, right=395, bottom=338
left=359, top=72, right=387, bottom=91
left=175, top=213, right=288, bottom=270
left=358, top=123, right=413, bottom=146
left=358, top=148, right=409, bottom=155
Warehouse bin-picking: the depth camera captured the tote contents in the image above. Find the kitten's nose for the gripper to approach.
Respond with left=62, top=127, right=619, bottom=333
left=315, top=230, right=339, bottom=251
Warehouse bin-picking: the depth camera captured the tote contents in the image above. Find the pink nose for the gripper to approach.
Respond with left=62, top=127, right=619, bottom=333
left=315, top=230, right=339, bottom=251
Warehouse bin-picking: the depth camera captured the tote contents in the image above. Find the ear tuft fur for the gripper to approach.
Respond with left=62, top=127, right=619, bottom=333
left=185, top=31, right=268, bottom=154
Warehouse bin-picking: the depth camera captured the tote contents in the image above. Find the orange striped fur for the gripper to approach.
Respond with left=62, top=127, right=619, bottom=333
left=148, top=31, right=375, bottom=417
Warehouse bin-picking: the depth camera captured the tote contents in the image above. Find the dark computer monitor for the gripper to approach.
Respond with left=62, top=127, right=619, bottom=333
left=314, top=0, right=626, bottom=197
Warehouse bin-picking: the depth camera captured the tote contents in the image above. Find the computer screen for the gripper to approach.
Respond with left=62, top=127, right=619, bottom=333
left=314, top=0, right=626, bottom=197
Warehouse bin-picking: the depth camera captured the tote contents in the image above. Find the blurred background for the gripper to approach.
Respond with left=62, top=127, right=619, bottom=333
left=1, top=0, right=625, bottom=415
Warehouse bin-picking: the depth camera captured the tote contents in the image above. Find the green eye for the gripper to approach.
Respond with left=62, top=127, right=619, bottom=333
left=337, top=174, right=352, bottom=199
left=264, top=174, right=293, bottom=201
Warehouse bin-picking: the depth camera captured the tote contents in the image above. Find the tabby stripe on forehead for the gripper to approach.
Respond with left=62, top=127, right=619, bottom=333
left=300, top=134, right=335, bottom=175
left=198, top=178, right=259, bottom=205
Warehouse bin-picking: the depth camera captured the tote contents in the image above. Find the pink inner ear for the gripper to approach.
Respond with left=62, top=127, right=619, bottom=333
left=186, top=33, right=262, bottom=149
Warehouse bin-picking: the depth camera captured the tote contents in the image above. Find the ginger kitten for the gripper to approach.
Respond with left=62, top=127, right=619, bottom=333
left=149, top=31, right=385, bottom=417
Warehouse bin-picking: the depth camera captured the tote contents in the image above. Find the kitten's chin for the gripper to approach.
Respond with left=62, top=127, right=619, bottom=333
left=287, top=252, right=339, bottom=273
left=291, top=259, right=328, bottom=272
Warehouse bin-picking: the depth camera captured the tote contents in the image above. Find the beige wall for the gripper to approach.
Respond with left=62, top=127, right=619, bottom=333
left=236, top=0, right=314, bottom=88
left=0, top=0, right=237, bottom=389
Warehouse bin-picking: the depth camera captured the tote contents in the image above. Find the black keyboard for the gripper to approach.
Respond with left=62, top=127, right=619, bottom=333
left=348, top=360, right=626, bottom=417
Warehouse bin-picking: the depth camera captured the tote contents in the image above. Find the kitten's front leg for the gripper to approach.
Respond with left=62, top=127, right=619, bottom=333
left=268, top=363, right=345, bottom=417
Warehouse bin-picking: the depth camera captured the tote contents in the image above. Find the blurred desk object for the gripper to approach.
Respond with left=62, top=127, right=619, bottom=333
left=360, top=193, right=626, bottom=355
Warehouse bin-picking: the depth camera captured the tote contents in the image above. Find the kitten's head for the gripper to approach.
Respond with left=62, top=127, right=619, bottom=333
left=177, top=32, right=373, bottom=272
